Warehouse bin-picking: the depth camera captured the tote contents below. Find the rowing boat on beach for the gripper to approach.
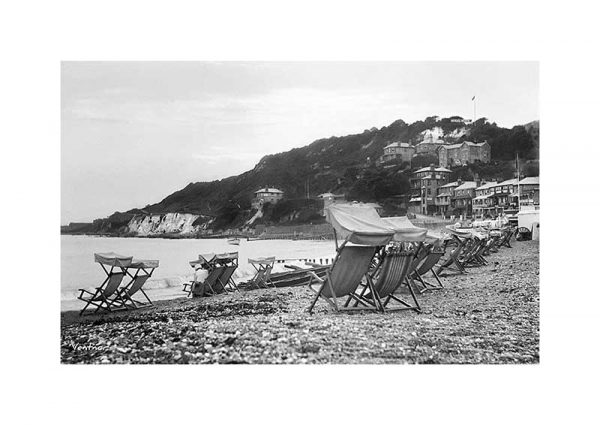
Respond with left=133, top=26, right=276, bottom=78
left=238, top=264, right=329, bottom=289
left=227, top=237, right=240, bottom=245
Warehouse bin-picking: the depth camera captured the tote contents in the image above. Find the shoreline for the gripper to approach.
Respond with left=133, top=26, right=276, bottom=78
left=61, top=240, right=539, bottom=364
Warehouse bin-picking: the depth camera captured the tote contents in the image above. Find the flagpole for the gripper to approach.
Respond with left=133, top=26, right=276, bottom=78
left=473, top=96, right=476, bottom=122
left=517, top=152, right=521, bottom=212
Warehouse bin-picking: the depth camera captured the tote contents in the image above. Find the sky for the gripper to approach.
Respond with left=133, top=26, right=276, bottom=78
left=61, top=61, right=538, bottom=223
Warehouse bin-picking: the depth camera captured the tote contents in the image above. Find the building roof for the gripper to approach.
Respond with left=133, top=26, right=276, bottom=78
left=519, top=177, right=539, bottom=185
left=455, top=181, right=477, bottom=190
left=254, top=187, right=284, bottom=194
left=440, top=143, right=463, bottom=150
left=415, top=166, right=452, bottom=173
left=417, top=138, right=445, bottom=145
left=476, top=181, right=498, bottom=190
left=384, top=141, right=413, bottom=149
left=439, top=141, right=488, bottom=150
left=499, top=178, right=518, bottom=186
left=318, top=192, right=344, bottom=198
left=439, top=181, right=459, bottom=188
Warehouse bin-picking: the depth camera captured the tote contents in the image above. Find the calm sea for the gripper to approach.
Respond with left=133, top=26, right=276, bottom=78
left=61, top=235, right=336, bottom=311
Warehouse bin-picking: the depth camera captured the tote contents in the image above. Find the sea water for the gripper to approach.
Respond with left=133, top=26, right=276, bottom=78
left=61, top=235, right=336, bottom=311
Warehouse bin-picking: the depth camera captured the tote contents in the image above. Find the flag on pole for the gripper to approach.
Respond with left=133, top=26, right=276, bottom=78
left=472, top=96, right=476, bottom=101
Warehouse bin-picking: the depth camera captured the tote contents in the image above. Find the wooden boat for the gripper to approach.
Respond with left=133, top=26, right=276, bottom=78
left=238, top=264, right=330, bottom=289
left=227, top=237, right=240, bottom=245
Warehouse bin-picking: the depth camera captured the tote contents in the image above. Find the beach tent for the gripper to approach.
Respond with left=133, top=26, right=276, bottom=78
left=325, top=204, right=395, bottom=246
left=381, top=216, right=428, bottom=243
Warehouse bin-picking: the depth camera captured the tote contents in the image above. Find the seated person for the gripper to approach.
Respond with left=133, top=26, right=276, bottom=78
left=192, top=263, right=211, bottom=297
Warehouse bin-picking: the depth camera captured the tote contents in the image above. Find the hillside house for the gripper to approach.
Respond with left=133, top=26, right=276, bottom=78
left=377, top=141, right=415, bottom=166
left=252, top=187, right=284, bottom=209
left=416, top=133, right=446, bottom=156
left=438, top=141, right=491, bottom=168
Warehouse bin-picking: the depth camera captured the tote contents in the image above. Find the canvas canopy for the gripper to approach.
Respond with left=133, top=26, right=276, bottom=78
left=248, top=256, right=275, bottom=265
left=381, top=216, right=428, bottom=242
left=325, top=204, right=394, bottom=246
left=94, top=252, right=133, bottom=267
left=190, top=252, right=216, bottom=268
left=216, top=252, right=239, bottom=261
left=445, top=225, right=474, bottom=239
left=129, top=259, right=159, bottom=269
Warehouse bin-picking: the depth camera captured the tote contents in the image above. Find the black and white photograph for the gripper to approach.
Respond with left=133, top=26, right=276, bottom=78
left=4, top=1, right=600, bottom=424
left=60, top=61, right=540, bottom=364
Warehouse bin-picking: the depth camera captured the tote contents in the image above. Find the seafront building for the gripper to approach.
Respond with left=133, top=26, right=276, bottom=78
left=435, top=181, right=459, bottom=217
left=472, top=181, right=498, bottom=218
left=452, top=181, right=477, bottom=217
left=518, top=177, right=540, bottom=208
left=408, top=166, right=452, bottom=215
left=490, top=178, right=519, bottom=216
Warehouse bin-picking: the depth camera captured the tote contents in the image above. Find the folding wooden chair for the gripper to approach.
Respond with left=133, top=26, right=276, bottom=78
left=411, top=244, right=445, bottom=293
left=184, top=266, right=225, bottom=297
left=246, top=257, right=275, bottom=290
left=119, top=259, right=158, bottom=309
left=436, top=236, right=469, bottom=276
left=78, top=252, right=132, bottom=316
left=307, top=243, right=380, bottom=313
left=214, top=252, right=239, bottom=292
left=353, top=247, right=420, bottom=313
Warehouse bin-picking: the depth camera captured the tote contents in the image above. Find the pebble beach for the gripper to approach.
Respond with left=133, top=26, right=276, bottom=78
left=61, top=240, right=539, bottom=364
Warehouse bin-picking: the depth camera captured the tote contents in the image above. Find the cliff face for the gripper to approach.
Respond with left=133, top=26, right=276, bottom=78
left=127, top=213, right=212, bottom=236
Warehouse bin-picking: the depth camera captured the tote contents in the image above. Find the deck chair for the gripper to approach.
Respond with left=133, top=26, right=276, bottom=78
left=119, top=259, right=158, bottom=309
left=354, top=249, right=420, bottom=313
left=436, top=236, right=469, bottom=276
left=246, top=257, right=276, bottom=290
left=499, top=227, right=516, bottom=248
left=462, top=237, right=488, bottom=267
left=307, top=244, right=379, bottom=313
left=78, top=252, right=132, bottom=315
left=214, top=252, right=239, bottom=292
left=184, top=266, right=225, bottom=297
left=411, top=244, right=445, bottom=293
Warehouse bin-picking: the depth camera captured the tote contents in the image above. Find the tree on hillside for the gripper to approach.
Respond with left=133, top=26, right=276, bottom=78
left=411, top=153, right=439, bottom=168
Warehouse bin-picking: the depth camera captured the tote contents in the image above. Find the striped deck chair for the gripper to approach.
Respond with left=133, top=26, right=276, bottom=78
left=307, top=244, right=379, bottom=313
left=411, top=244, right=445, bottom=293
left=119, top=259, right=158, bottom=309
left=78, top=253, right=132, bottom=315
left=363, top=249, right=420, bottom=313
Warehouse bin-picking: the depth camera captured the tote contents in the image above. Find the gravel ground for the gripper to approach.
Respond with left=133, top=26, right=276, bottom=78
left=61, top=240, right=539, bottom=364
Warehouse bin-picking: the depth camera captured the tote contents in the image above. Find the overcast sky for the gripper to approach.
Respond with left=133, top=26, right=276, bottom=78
left=61, top=61, right=538, bottom=223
